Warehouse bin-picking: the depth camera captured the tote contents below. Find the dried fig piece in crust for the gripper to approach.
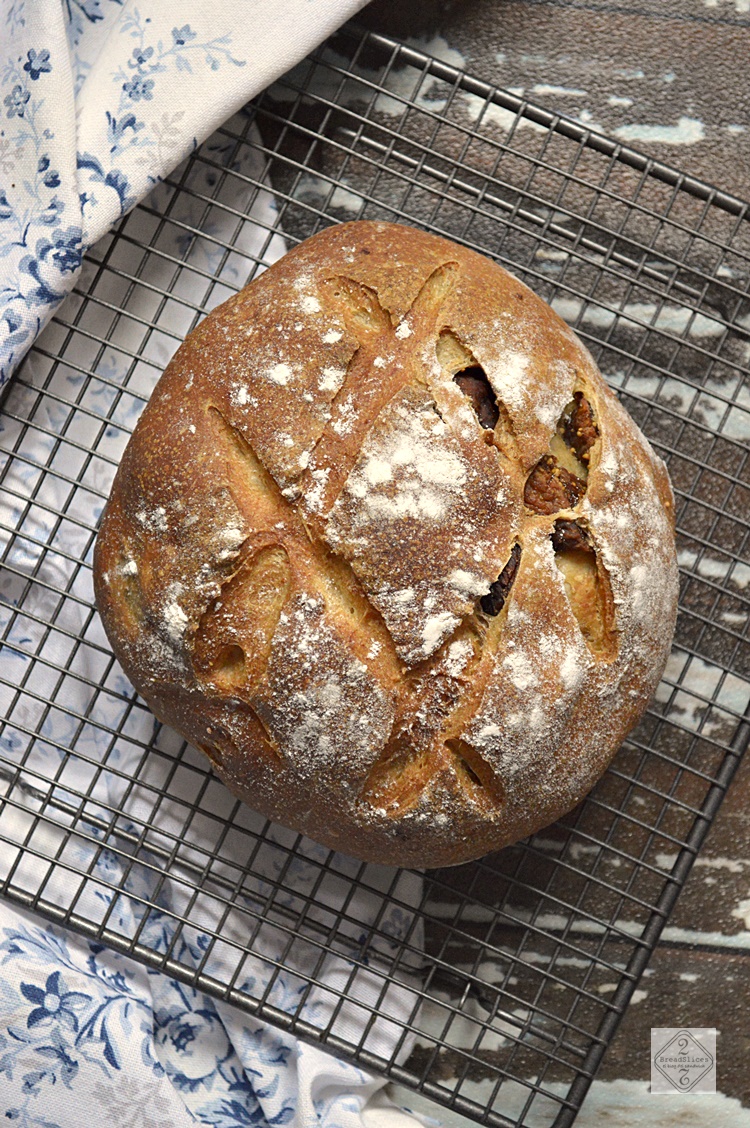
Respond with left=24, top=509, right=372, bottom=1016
left=563, top=391, right=598, bottom=464
left=480, top=544, right=522, bottom=618
left=524, top=455, right=586, bottom=514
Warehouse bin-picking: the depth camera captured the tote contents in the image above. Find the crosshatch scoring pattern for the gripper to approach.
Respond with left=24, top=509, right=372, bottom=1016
left=1, top=25, right=750, bottom=1128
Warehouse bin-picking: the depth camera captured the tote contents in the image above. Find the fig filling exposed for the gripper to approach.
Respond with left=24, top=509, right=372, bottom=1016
left=453, top=365, right=500, bottom=430
left=524, top=393, right=598, bottom=514
left=480, top=543, right=522, bottom=617
left=551, top=517, right=594, bottom=555
left=524, top=454, right=585, bottom=513
left=563, top=390, right=599, bottom=463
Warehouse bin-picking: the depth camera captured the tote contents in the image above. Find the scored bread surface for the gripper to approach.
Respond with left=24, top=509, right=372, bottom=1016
left=94, top=220, right=678, bottom=869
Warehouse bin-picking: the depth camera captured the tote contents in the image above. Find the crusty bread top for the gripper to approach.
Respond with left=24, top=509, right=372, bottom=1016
left=94, top=220, right=678, bottom=868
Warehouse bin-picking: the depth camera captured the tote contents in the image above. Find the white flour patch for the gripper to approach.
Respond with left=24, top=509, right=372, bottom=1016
left=219, top=525, right=245, bottom=548
left=559, top=649, right=581, bottom=690
left=502, top=650, right=536, bottom=691
left=136, top=506, right=168, bottom=534
left=304, top=468, right=330, bottom=514
left=163, top=584, right=188, bottom=644
left=341, top=401, right=468, bottom=524
left=267, top=362, right=292, bottom=385
left=363, top=457, right=392, bottom=486
left=487, top=349, right=530, bottom=414
left=231, top=384, right=251, bottom=406
left=318, top=367, right=346, bottom=393
left=443, top=638, right=473, bottom=675
left=422, top=611, right=460, bottom=655
left=474, top=722, right=502, bottom=744
left=448, top=569, right=488, bottom=597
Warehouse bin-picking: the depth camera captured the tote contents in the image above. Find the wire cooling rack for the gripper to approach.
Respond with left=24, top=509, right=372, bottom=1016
left=2, top=23, right=750, bottom=1128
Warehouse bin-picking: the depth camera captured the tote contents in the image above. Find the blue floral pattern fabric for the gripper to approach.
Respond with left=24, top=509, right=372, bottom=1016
left=0, top=1, right=428, bottom=1124
left=0, top=898, right=422, bottom=1126
left=0, top=0, right=368, bottom=384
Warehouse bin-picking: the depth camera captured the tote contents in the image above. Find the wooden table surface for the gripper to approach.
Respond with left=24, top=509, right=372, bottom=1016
left=356, top=1, right=750, bottom=1123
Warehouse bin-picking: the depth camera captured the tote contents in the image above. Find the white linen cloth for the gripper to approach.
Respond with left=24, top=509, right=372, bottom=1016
left=0, top=2, right=429, bottom=1125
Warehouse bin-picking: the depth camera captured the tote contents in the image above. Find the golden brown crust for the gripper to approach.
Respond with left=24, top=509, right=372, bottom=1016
left=93, top=220, right=678, bottom=869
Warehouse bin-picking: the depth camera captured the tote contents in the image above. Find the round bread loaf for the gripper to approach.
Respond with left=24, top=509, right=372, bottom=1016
left=93, top=220, right=678, bottom=869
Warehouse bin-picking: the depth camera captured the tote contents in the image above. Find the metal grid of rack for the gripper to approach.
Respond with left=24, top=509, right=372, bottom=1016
left=1, top=24, right=750, bottom=1128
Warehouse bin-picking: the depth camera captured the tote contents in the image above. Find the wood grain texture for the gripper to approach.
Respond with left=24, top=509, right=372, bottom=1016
left=357, top=0, right=750, bottom=1117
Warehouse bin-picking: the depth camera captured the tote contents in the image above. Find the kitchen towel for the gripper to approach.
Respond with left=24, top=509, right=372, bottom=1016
left=0, top=0, right=368, bottom=385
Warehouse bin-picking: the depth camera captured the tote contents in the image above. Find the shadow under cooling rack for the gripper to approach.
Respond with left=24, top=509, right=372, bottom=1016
left=1, top=23, right=750, bottom=1128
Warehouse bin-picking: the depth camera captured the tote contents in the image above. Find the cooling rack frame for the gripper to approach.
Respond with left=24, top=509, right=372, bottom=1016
left=1, top=24, right=750, bottom=1128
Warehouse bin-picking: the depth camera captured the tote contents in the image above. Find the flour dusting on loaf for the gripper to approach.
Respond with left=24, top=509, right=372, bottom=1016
left=94, top=221, right=678, bottom=869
